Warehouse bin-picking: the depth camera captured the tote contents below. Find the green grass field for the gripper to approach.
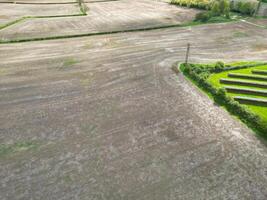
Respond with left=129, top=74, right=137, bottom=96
left=208, top=63, right=267, bottom=123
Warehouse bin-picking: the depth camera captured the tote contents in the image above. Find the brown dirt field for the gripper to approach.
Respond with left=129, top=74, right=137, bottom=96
left=0, top=0, right=199, bottom=41
left=247, top=18, right=267, bottom=27
left=0, top=3, right=80, bottom=26
left=0, top=0, right=76, bottom=3
left=0, top=1, right=267, bottom=200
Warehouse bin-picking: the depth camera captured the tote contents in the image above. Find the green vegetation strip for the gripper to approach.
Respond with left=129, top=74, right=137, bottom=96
left=234, top=96, right=267, bottom=106
left=178, top=61, right=267, bottom=138
left=252, top=69, right=267, bottom=75
left=0, top=19, right=235, bottom=44
left=77, top=0, right=88, bottom=15
left=0, top=17, right=28, bottom=30
left=171, top=0, right=258, bottom=16
left=0, top=14, right=86, bottom=31
left=228, top=72, right=267, bottom=81
left=0, top=141, right=38, bottom=158
left=225, top=86, right=267, bottom=97
left=220, top=78, right=267, bottom=88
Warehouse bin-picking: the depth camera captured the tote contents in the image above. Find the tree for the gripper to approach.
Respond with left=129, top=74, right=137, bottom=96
left=211, top=0, right=230, bottom=18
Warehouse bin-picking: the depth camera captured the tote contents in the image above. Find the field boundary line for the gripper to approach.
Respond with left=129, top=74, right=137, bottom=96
left=0, top=1, right=77, bottom=4
left=0, top=0, right=119, bottom=4
left=0, top=21, right=237, bottom=44
left=0, top=14, right=87, bottom=31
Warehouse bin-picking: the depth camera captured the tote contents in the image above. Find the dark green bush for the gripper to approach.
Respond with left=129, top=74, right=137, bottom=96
left=180, top=62, right=267, bottom=135
left=240, top=2, right=256, bottom=15
left=194, top=0, right=230, bottom=22
left=195, top=11, right=212, bottom=22
left=211, top=0, right=230, bottom=17
left=171, top=0, right=212, bottom=10
left=214, top=61, right=225, bottom=72
left=172, top=0, right=257, bottom=16
left=231, top=0, right=257, bottom=15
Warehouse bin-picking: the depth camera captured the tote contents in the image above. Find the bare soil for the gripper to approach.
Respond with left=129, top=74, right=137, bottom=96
left=0, top=0, right=267, bottom=200
left=0, top=0, right=199, bottom=40
left=0, top=0, right=76, bottom=3
left=0, top=3, right=80, bottom=26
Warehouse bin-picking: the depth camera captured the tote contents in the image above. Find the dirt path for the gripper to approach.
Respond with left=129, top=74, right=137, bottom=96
left=0, top=1, right=267, bottom=200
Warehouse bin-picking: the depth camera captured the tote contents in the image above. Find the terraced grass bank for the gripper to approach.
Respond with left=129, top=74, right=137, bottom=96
left=178, top=61, right=267, bottom=138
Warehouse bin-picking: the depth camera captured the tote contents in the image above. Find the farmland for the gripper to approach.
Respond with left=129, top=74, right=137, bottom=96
left=0, top=0, right=267, bottom=199
left=0, top=0, right=198, bottom=41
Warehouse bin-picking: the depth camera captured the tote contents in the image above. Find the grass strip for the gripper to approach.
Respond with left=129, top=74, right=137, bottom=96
left=228, top=72, right=267, bottom=81
left=252, top=69, right=267, bottom=75
left=225, top=86, right=267, bottom=97
left=77, top=0, right=88, bottom=15
left=0, top=19, right=236, bottom=44
left=0, top=17, right=28, bottom=30
left=0, top=141, right=39, bottom=158
left=0, top=14, right=86, bottom=31
left=234, top=96, right=267, bottom=107
left=220, top=78, right=267, bottom=88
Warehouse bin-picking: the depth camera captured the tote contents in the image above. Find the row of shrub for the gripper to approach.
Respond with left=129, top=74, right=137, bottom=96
left=234, top=96, right=267, bottom=103
left=225, top=86, right=267, bottom=96
left=181, top=61, right=266, bottom=75
left=230, top=0, right=258, bottom=15
left=194, top=0, right=231, bottom=22
left=170, top=0, right=212, bottom=9
left=180, top=62, right=267, bottom=136
left=171, top=0, right=258, bottom=16
left=228, top=73, right=267, bottom=81
left=220, top=78, right=267, bottom=88
left=252, top=69, right=267, bottom=75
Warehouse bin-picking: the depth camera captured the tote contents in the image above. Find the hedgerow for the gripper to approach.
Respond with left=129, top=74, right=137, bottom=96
left=230, top=0, right=258, bottom=15
left=225, top=86, right=267, bottom=97
left=228, top=73, right=267, bottom=81
left=252, top=69, right=267, bottom=75
left=171, top=0, right=258, bottom=16
left=171, top=0, right=212, bottom=9
left=179, top=62, right=267, bottom=136
left=220, top=78, right=267, bottom=88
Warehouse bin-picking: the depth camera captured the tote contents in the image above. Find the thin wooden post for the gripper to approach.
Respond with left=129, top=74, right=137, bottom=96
left=185, top=43, right=191, bottom=64
left=255, top=0, right=262, bottom=17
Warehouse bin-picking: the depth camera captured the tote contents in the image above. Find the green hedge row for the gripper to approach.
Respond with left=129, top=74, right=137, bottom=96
left=220, top=78, right=267, bottom=88
left=170, top=0, right=212, bottom=10
left=180, top=62, right=267, bottom=136
left=228, top=73, right=267, bottom=81
left=171, top=0, right=258, bottom=16
left=234, top=96, right=267, bottom=106
left=252, top=69, right=267, bottom=75
left=225, top=86, right=267, bottom=97
left=230, top=0, right=258, bottom=16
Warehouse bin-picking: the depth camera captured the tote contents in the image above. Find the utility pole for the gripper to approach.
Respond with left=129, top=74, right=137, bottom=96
left=255, top=0, right=262, bottom=17
left=185, top=43, right=191, bottom=65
